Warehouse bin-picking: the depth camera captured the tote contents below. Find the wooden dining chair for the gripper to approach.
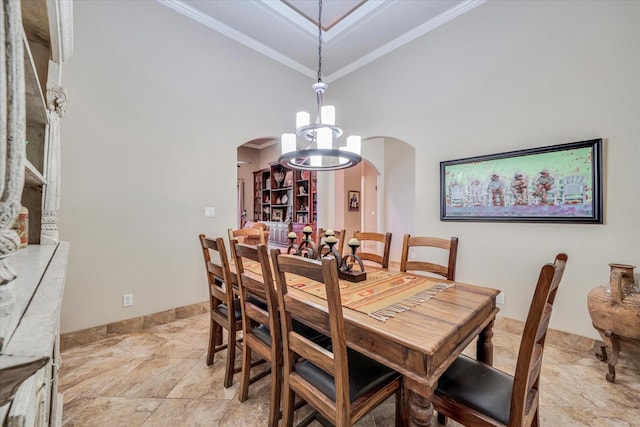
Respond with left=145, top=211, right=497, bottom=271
left=352, top=230, right=392, bottom=268
left=270, top=250, right=403, bottom=427
left=232, top=242, right=282, bottom=427
left=198, top=234, right=243, bottom=388
left=316, top=228, right=346, bottom=258
left=434, top=253, right=569, bottom=427
left=400, top=234, right=459, bottom=280
left=228, top=227, right=266, bottom=246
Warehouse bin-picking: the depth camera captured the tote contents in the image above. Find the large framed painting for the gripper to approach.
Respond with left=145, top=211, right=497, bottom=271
left=440, top=139, right=603, bottom=223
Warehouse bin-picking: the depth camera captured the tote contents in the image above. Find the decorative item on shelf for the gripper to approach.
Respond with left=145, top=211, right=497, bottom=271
left=588, top=263, right=639, bottom=383
left=284, top=171, right=293, bottom=187
left=278, top=0, right=361, bottom=172
left=301, top=170, right=310, bottom=180
left=13, top=206, right=29, bottom=248
left=339, top=238, right=367, bottom=282
left=274, top=170, right=285, bottom=188
left=276, top=197, right=282, bottom=205
left=318, top=230, right=342, bottom=265
left=299, top=185, right=307, bottom=195
left=281, top=193, right=288, bottom=204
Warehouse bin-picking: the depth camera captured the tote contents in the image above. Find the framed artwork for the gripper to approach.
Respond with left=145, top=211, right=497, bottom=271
left=272, top=209, right=283, bottom=222
left=440, top=139, right=603, bottom=223
left=348, top=190, right=360, bottom=212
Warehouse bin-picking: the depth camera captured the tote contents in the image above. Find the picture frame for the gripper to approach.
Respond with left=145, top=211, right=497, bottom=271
left=440, top=139, right=603, bottom=223
left=348, top=190, right=360, bottom=212
left=272, top=209, right=283, bottom=222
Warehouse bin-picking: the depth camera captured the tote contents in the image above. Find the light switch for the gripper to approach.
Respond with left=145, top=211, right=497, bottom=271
left=204, top=207, right=215, bottom=217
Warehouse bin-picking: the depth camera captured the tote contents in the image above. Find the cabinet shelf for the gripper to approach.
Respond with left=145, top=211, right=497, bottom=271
left=24, top=159, right=46, bottom=186
left=23, top=31, right=48, bottom=127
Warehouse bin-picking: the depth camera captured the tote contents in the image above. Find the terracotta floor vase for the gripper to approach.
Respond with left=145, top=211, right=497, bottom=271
left=588, top=263, right=640, bottom=382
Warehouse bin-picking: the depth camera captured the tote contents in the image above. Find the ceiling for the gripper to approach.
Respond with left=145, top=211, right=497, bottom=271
left=159, top=0, right=486, bottom=82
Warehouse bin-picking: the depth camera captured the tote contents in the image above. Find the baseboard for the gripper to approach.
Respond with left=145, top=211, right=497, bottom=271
left=60, top=301, right=209, bottom=351
left=62, top=300, right=634, bottom=371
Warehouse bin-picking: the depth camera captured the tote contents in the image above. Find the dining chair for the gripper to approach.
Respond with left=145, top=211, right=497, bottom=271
left=434, top=253, right=569, bottom=427
left=243, top=220, right=271, bottom=242
left=228, top=227, right=266, bottom=246
left=399, top=234, right=459, bottom=280
left=198, top=234, right=243, bottom=388
left=316, top=228, right=346, bottom=258
left=352, top=230, right=392, bottom=268
left=270, top=250, right=403, bottom=427
left=232, top=241, right=282, bottom=427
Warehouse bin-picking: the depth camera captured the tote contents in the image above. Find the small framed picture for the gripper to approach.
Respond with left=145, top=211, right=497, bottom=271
left=272, top=209, right=283, bottom=222
left=348, top=191, right=360, bottom=212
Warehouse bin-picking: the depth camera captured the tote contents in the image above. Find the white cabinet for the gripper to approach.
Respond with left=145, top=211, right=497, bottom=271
left=0, top=1, right=72, bottom=426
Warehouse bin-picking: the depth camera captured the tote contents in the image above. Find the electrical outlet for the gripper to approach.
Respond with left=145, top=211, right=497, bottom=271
left=204, top=207, right=215, bottom=217
left=496, top=292, right=505, bottom=305
left=123, top=294, right=133, bottom=307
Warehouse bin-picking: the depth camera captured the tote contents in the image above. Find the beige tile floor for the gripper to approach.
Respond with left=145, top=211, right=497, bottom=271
left=59, top=313, right=640, bottom=426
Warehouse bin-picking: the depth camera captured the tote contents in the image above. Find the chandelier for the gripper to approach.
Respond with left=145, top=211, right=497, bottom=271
left=278, top=0, right=362, bottom=172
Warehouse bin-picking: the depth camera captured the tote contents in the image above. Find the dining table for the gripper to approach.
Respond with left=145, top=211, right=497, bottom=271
left=233, top=257, right=500, bottom=426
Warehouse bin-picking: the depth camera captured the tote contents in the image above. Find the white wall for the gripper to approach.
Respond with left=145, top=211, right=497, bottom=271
left=330, top=0, right=640, bottom=338
left=59, top=1, right=312, bottom=332
left=60, top=0, right=639, bottom=341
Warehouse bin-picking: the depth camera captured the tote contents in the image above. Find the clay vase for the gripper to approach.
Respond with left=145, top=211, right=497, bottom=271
left=588, top=263, right=639, bottom=339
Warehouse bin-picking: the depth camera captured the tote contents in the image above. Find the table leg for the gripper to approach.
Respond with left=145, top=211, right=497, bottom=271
left=407, top=388, right=433, bottom=426
left=476, top=318, right=495, bottom=365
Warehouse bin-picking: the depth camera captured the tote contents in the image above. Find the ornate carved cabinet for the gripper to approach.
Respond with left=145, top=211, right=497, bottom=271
left=0, top=1, right=72, bottom=426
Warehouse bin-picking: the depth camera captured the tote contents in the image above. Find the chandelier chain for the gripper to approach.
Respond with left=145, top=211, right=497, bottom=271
left=317, top=0, right=322, bottom=83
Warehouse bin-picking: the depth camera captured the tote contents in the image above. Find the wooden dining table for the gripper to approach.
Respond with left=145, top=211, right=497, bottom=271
left=232, top=258, right=500, bottom=426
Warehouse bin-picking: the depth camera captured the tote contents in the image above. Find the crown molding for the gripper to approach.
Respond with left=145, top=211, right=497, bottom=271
left=158, top=0, right=486, bottom=83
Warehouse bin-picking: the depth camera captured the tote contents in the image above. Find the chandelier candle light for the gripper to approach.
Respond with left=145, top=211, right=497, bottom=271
left=279, top=0, right=362, bottom=171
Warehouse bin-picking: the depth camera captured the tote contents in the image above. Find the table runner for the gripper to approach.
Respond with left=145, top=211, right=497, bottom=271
left=241, top=260, right=454, bottom=322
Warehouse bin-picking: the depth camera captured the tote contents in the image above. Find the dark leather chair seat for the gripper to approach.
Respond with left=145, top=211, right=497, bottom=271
left=296, top=347, right=400, bottom=402
left=436, top=355, right=513, bottom=425
left=216, top=301, right=242, bottom=321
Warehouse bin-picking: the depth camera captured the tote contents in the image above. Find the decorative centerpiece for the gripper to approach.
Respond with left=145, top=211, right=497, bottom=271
left=318, top=229, right=342, bottom=264
left=286, top=231, right=300, bottom=255
left=287, top=226, right=317, bottom=259
left=299, top=226, right=317, bottom=258
left=339, top=238, right=366, bottom=282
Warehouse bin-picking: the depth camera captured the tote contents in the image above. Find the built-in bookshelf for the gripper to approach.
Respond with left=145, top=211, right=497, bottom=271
left=253, top=163, right=317, bottom=246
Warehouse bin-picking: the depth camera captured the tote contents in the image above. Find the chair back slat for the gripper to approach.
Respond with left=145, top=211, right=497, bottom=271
left=352, top=231, right=392, bottom=268
left=400, top=234, right=458, bottom=280
left=510, top=253, right=567, bottom=424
